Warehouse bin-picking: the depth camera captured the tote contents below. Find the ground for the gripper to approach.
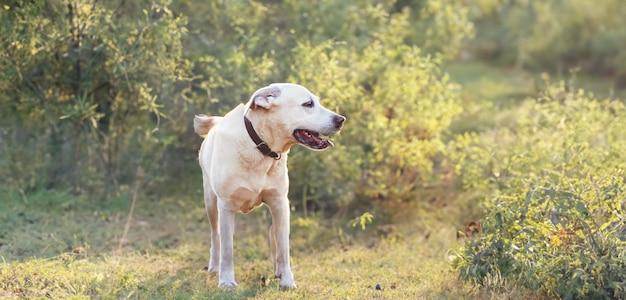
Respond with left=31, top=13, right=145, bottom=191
left=0, top=188, right=479, bottom=299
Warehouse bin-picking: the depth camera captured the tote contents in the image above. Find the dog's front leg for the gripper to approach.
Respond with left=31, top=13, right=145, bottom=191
left=268, top=197, right=296, bottom=288
left=218, top=204, right=237, bottom=287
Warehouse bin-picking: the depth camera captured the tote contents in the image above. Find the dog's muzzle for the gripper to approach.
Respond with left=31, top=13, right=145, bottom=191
left=293, top=114, right=345, bottom=150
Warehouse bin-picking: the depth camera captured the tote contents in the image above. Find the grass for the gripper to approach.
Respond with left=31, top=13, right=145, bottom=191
left=444, top=61, right=626, bottom=135
left=0, top=186, right=479, bottom=299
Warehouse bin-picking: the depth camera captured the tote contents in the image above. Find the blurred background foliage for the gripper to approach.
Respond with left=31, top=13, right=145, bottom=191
left=1, top=0, right=626, bottom=297
left=466, top=0, right=626, bottom=81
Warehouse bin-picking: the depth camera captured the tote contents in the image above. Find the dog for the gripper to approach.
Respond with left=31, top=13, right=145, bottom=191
left=194, top=83, right=345, bottom=288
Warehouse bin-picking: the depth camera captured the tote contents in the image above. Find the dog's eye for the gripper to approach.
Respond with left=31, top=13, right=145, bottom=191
left=302, top=100, right=314, bottom=108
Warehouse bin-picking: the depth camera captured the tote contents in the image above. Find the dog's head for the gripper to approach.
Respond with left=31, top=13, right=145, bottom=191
left=246, top=83, right=345, bottom=151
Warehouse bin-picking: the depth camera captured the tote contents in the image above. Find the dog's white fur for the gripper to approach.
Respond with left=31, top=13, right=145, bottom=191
left=194, top=83, right=345, bottom=288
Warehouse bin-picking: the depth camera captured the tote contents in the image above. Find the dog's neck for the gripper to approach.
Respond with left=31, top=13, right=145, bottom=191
left=243, top=115, right=282, bottom=160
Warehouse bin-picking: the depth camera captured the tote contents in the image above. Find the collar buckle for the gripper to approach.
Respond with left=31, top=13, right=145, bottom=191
left=245, top=116, right=281, bottom=160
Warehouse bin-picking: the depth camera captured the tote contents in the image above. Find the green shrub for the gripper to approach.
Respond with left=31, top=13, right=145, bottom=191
left=0, top=0, right=474, bottom=202
left=170, top=0, right=471, bottom=213
left=400, top=0, right=475, bottom=59
left=453, top=79, right=626, bottom=298
left=467, top=0, right=626, bottom=82
left=171, top=0, right=475, bottom=142
left=0, top=0, right=194, bottom=193
left=286, top=10, right=462, bottom=214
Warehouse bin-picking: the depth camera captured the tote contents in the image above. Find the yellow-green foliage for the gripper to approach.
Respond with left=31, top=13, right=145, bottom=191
left=286, top=19, right=462, bottom=210
left=173, top=0, right=470, bottom=211
left=453, top=79, right=626, bottom=298
left=0, top=0, right=473, bottom=215
left=0, top=0, right=193, bottom=192
left=467, top=0, right=626, bottom=81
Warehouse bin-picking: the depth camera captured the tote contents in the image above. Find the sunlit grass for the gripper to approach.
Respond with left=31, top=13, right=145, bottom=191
left=0, top=188, right=480, bottom=299
left=444, top=62, right=626, bottom=135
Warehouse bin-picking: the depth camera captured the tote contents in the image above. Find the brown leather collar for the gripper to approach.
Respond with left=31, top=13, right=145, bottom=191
left=244, top=116, right=281, bottom=160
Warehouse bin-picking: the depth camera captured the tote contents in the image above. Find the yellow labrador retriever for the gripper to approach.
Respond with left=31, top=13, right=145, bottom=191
left=194, top=83, right=345, bottom=288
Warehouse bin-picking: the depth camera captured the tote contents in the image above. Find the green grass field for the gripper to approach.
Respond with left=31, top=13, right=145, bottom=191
left=1, top=188, right=480, bottom=299
left=3, top=62, right=621, bottom=299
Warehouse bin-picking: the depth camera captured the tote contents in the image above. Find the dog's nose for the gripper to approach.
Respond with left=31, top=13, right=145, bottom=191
left=333, top=115, right=346, bottom=128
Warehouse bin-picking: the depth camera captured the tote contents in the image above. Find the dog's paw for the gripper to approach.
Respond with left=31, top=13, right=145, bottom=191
left=207, top=264, right=219, bottom=274
left=218, top=280, right=238, bottom=288
left=279, top=278, right=297, bottom=289
left=276, top=272, right=296, bottom=289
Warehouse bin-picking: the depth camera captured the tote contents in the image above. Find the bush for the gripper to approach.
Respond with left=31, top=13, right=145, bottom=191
left=0, top=0, right=475, bottom=218
left=171, top=0, right=471, bottom=214
left=174, top=0, right=474, bottom=113
left=0, top=0, right=194, bottom=193
left=399, top=0, right=474, bottom=59
left=286, top=9, right=462, bottom=215
left=0, top=0, right=474, bottom=202
left=452, top=79, right=626, bottom=298
left=467, top=0, right=626, bottom=82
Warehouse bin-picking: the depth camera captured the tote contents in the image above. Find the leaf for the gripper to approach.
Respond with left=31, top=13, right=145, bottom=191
left=349, top=212, right=374, bottom=230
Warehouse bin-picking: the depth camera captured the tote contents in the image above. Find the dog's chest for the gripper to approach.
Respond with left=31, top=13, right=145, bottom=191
left=231, top=187, right=265, bottom=213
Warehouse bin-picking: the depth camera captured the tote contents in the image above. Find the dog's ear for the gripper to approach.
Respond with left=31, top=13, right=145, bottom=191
left=249, top=85, right=281, bottom=110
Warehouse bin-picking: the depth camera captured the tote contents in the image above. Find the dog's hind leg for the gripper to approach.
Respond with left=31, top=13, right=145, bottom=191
left=218, top=204, right=237, bottom=287
left=204, top=181, right=220, bottom=274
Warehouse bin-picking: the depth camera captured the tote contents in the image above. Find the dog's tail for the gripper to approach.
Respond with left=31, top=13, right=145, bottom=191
left=194, top=114, right=223, bottom=138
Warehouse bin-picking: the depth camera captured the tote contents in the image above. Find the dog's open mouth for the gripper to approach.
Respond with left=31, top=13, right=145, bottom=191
left=293, top=129, right=334, bottom=150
